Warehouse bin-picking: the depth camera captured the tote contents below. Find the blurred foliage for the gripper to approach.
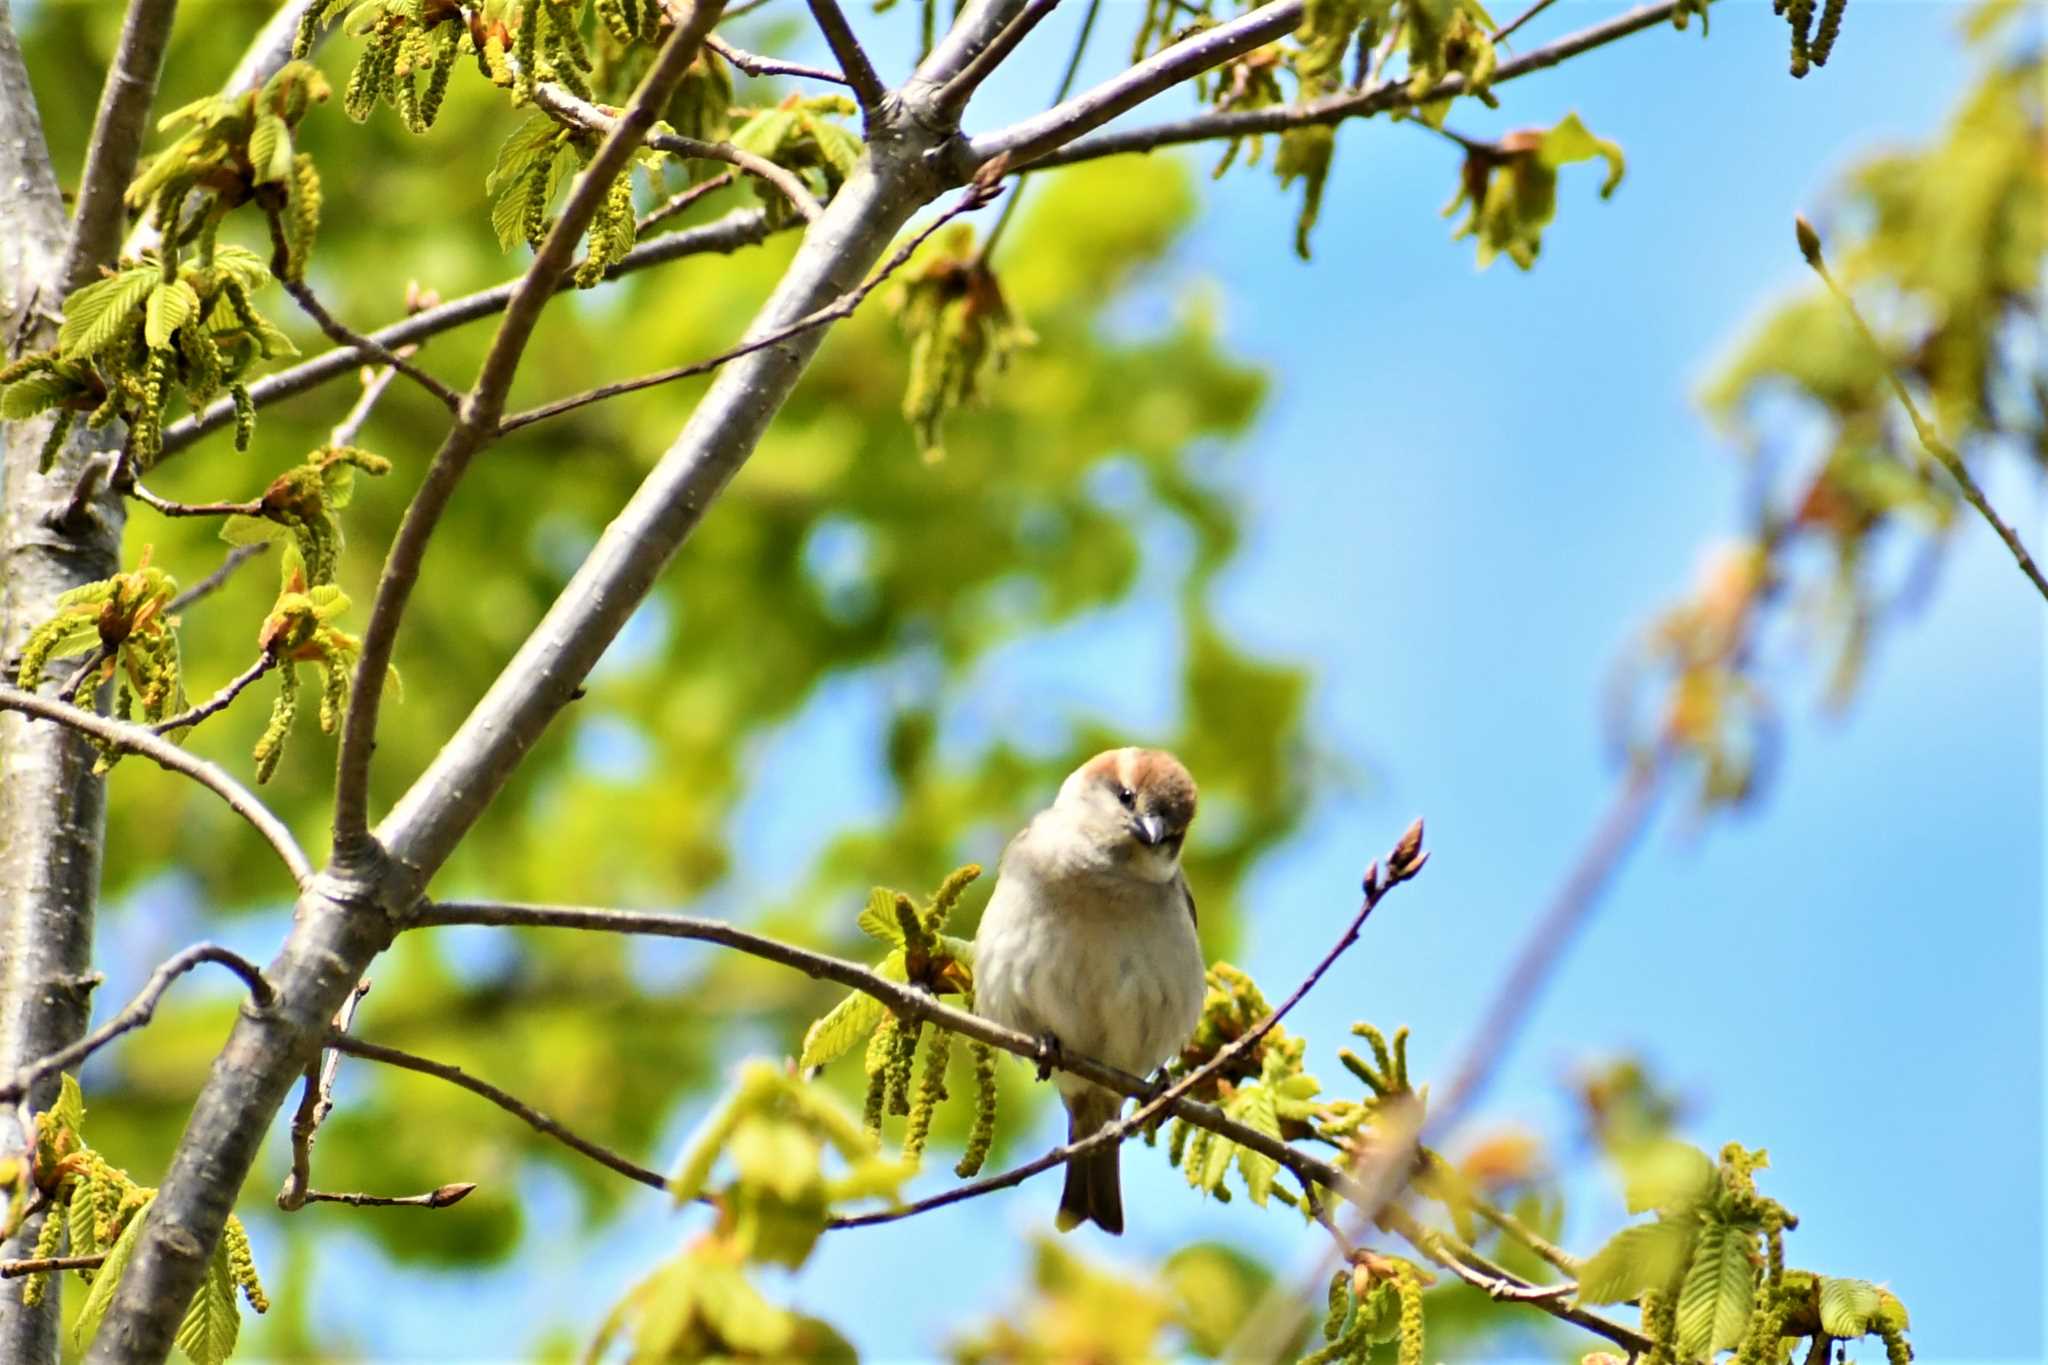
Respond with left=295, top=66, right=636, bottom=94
left=11, top=0, right=1303, bottom=1353
left=1614, top=0, right=2042, bottom=812
left=1, top=0, right=2020, bottom=1358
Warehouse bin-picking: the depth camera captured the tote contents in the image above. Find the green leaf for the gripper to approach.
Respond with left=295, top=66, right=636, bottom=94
left=74, top=1195, right=154, bottom=1352
left=1576, top=1218, right=1694, bottom=1304
left=172, top=1242, right=241, bottom=1365
left=1228, top=1083, right=1281, bottom=1206
left=250, top=112, right=294, bottom=185
left=486, top=116, right=565, bottom=251
left=51, top=1072, right=86, bottom=1135
left=1539, top=112, right=1625, bottom=198
left=145, top=279, right=201, bottom=350
left=1622, top=1139, right=1717, bottom=1215
left=1676, top=1222, right=1755, bottom=1358
left=0, top=368, right=78, bottom=419
left=221, top=515, right=287, bottom=548
left=856, top=887, right=905, bottom=944
left=1818, top=1276, right=1883, bottom=1338
left=798, top=990, right=885, bottom=1070
left=58, top=267, right=158, bottom=359
left=731, top=107, right=800, bottom=161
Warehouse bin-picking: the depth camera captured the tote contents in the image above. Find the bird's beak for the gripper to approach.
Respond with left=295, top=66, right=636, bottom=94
left=1132, top=813, right=1166, bottom=847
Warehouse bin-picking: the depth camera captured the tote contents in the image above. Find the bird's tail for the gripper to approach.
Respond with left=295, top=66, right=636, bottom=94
left=1057, top=1089, right=1124, bottom=1236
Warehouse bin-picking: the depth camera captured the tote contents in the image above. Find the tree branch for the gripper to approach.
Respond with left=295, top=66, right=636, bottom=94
left=164, top=543, right=270, bottom=615
left=703, top=33, right=850, bottom=87
left=324, top=1034, right=668, bottom=1191
left=302, top=1183, right=477, bottom=1209
left=828, top=820, right=1426, bottom=1230
left=331, top=0, right=730, bottom=849
left=0, top=686, right=314, bottom=887
left=967, top=0, right=1306, bottom=170
left=157, top=209, right=778, bottom=458
left=534, top=83, right=823, bottom=223
left=933, top=0, right=1058, bottom=115
left=278, top=277, right=463, bottom=413
left=2, top=1253, right=107, bottom=1279
left=406, top=858, right=1422, bottom=1221
left=58, top=0, right=180, bottom=295
left=1799, top=218, right=2048, bottom=605
left=497, top=178, right=998, bottom=433
left=146, top=652, right=277, bottom=736
left=803, top=0, right=888, bottom=108
left=0, top=944, right=273, bottom=1105
left=277, top=978, right=370, bottom=1212
left=1018, top=0, right=1686, bottom=171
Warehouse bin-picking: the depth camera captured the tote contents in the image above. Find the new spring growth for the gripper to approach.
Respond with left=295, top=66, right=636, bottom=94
left=14, top=548, right=186, bottom=754
left=667, top=1062, right=909, bottom=1269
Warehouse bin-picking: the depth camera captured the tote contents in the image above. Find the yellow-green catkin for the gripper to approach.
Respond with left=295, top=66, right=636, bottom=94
left=1809, top=0, right=1846, bottom=66
left=225, top=1215, right=269, bottom=1312
left=954, top=1038, right=997, bottom=1176
left=885, top=1016, right=921, bottom=1117
left=1322, top=1268, right=1350, bottom=1341
left=21, top=1203, right=66, bottom=1306
left=1394, top=1265, right=1424, bottom=1365
left=901, top=1025, right=953, bottom=1162
left=1879, top=1323, right=1912, bottom=1365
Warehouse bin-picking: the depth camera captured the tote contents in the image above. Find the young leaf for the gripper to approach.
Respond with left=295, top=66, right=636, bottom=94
left=1576, top=1217, right=1694, bottom=1304
left=145, top=279, right=201, bottom=350
left=857, top=887, right=905, bottom=944
left=250, top=112, right=295, bottom=185
left=1230, top=1082, right=1282, bottom=1206
left=1818, top=1276, right=1882, bottom=1338
left=1676, top=1222, right=1755, bottom=1359
left=1539, top=112, right=1626, bottom=197
left=172, top=1242, right=242, bottom=1365
left=58, top=267, right=158, bottom=359
left=1622, top=1138, right=1717, bottom=1215
left=74, top=1194, right=155, bottom=1352
left=799, top=990, right=886, bottom=1070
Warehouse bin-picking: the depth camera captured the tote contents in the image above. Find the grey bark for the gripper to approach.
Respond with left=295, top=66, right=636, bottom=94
left=0, top=3, right=127, bottom=1361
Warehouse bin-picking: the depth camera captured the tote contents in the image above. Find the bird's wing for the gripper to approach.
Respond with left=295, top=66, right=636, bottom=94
left=1174, top=867, right=1197, bottom=928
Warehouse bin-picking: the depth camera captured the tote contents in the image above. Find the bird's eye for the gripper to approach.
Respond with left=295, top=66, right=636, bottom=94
left=1117, top=785, right=1136, bottom=809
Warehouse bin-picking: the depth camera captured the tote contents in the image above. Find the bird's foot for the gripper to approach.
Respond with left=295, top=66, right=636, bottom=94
left=1033, top=1031, right=1065, bottom=1082
left=1141, top=1066, right=1175, bottom=1104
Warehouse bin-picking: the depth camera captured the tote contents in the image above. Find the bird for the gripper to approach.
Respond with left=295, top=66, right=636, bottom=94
left=972, top=746, right=1208, bottom=1235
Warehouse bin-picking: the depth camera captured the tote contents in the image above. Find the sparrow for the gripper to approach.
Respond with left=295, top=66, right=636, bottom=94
left=972, top=746, right=1207, bottom=1234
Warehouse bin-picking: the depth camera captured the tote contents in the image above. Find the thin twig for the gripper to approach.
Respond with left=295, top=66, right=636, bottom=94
left=1, top=1252, right=108, bottom=1279
left=147, top=652, right=277, bottom=735
left=535, top=84, right=822, bottom=222
left=1799, top=217, right=2048, bottom=604
left=803, top=0, right=888, bottom=107
left=1017, top=0, right=1686, bottom=170
left=325, top=1034, right=668, bottom=1190
left=1380, top=1207, right=1647, bottom=1351
left=0, top=944, right=273, bottom=1105
left=58, top=0, right=181, bottom=294
left=975, top=0, right=1099, bottom=265
left=159, top=209, right=779, bottom=457
left=408, top=823, right=1426, bottom=1223
left=165, top=543, right=271, bottom=614
left=0, top=685, right=314, bottom=886
left=1472, top=1196, right=1581, bottom=1275
left=934, top=0, right=1060, bottom=114
left=331, top=357, right=406, bottom=446
left=280, top=277, right=463, bottom=413
left=1490, top=0, right=1559, bottom=46
left=636, top=170, right=737, bottom=235
left=126, top=482, right=263, bottom=518
left=828, top=821, right=1426, bottom=1230
left=57, top=647, right=113, bottom=706
left=968, top=0, right=1306, bottom=169
left=497, top=177, right=1001, bottom=433
left=303, top=1183, right=477, bottom=1209
left=279, top=978, right=372, bottom=1211
left=332, top=1, right=729, bottom=850
left=704, top=33, right=850, bottom=85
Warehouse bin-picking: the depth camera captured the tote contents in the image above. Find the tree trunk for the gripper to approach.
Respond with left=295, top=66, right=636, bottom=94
left=0, top=3, right=126, bottom=1361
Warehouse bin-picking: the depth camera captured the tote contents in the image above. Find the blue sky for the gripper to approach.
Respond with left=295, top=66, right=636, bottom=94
left=83, top=1, right=2042, bottom=1359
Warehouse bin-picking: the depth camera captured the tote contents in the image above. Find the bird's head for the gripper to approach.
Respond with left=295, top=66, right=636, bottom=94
left=1053, top=746, right=1198, bottom=883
